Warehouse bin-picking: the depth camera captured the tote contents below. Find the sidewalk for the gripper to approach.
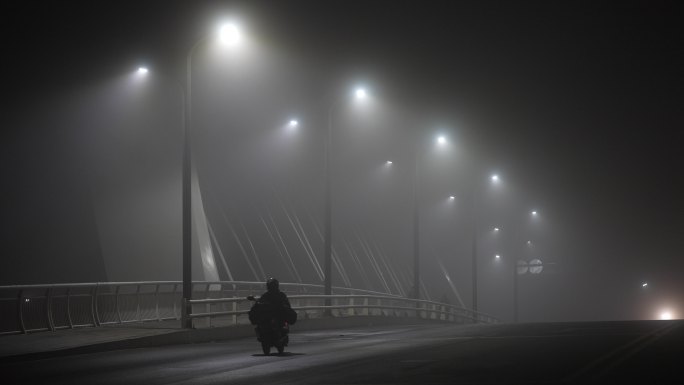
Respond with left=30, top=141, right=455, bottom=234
left=0, top=320, right=253, bottom=363
left=0, top=316, right=446, bottom=363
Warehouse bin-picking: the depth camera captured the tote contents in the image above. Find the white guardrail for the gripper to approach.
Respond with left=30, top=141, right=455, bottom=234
left=0, top=281, right=497, bottom=335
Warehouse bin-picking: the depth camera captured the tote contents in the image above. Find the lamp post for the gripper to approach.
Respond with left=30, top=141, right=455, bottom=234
left=471, top=173, right=500, bottom=313
left=411, top=135, right=449, bottom=300
left=181, top=23, right=242, bottom=328
left=323, top=87, right=367, bottom=309
left=513, top=210, right=541, bottom=323
left=134, top=23, right=242, bottom=329
left=412, top=147, right=420, bottom=300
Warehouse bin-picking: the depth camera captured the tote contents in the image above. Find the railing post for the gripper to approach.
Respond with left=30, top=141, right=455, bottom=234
left=66, top=287, right=74, bottom=329
left=18, top=289, right=26, bottom=334
left=90, top=285, right=98, bottom=327
left=172, top=283, right=179, bottom=320
left=232, top=300, right=238, bottom=325
left=205, top=285, right=211, bottom=328
left=136, top=284, right=142, bottom=322
left=155, top=284, right=161, bottom=322
left=348, top=296, right=354, bottom=317
left=94, top=283, right=101, bottom=326
left=115, top=285, right=122, bottom=324
left=46, top=288, right=55, bottom=332
left=306, top=298, right=311, bottom=319
left=362, top=297, right=369, bottom=316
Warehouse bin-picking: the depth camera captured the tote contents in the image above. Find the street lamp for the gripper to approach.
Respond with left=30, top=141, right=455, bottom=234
left=411, top=134, right=451, bottom=300
left=512, top=208, right=545, bottom=323
left=471, top=172, right=500, bottom=313
left=219, top=23, right=242, bottom=45
left=323, top=86, right=369, bottom=308
left=180, top=22, right=243, bottom=328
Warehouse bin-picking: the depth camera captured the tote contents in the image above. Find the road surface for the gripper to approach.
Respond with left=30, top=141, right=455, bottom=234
left=2, top=320, right=681, bottom=384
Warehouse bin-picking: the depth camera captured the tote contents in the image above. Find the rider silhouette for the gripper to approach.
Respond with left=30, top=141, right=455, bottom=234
left=253, top=278, right=293, bottom=325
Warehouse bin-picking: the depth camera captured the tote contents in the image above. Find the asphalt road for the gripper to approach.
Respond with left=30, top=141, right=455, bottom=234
left=2, top=320, right=681, bottom=384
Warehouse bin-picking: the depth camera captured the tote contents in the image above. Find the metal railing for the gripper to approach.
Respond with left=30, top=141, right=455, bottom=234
left=0, top=281, right=496, bottom=335
left=188, top=294, right=498, bottom=327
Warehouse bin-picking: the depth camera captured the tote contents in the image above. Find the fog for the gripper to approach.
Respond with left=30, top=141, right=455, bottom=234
left=2, top=1, right=682, bottom=323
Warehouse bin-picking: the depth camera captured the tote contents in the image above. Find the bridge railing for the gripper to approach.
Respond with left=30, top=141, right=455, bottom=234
left=188, top=294, right=498, bottom=327
left=0, top=281, right=496, bottom=335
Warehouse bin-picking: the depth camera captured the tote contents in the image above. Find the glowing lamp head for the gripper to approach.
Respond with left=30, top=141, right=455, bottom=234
left=531, top=211, right=538, bottom=216
left=437, top=136, right=447, bottom=145
left=137, top=67, right=149, bottom=75
left=386, top=160, right=393, bottom=165
left=355, top=88, right=367, bottom=100
left=642, top=282, right=648, bottom=287
left=288, top=120, right=299, bottom=128
left=660, top=311, right=673, bottom=320
left=494, top=227, right=500, bottom=232
left=219, top=23, right=241, bottom=45
left=495, top=254, right=501, bottom=259
left=449, top=195, right=455, bottom=201
left=491, top=174, right=499, bottom=183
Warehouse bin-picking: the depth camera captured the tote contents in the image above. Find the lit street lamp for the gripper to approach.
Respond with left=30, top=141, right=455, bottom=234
left=512, top=210, right=546, bottom=323
left=471, top=173, right=501, bottom=313
left=412, top=135, right=450, bottom=300
left=180, top=22, right=243, bottom=328
left=323, top=87, right=368, bottom=308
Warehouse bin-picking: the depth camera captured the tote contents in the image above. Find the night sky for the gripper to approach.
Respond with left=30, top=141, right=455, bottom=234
left=1, top=0, right=682, bottom=322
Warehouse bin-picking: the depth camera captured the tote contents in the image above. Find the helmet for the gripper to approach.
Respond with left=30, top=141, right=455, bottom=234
left=266, top=277, right=279, bottom=292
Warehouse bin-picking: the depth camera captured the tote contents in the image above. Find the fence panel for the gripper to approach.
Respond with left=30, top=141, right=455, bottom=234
left=1, top=281, right=498, bottom=335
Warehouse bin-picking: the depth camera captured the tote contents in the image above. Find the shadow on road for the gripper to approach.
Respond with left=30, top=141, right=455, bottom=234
left=251, top=352, right=306, bottom=357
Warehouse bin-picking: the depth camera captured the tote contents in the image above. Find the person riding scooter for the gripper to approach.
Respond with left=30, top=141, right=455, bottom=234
left=248, top=278, right=297, bottom=355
